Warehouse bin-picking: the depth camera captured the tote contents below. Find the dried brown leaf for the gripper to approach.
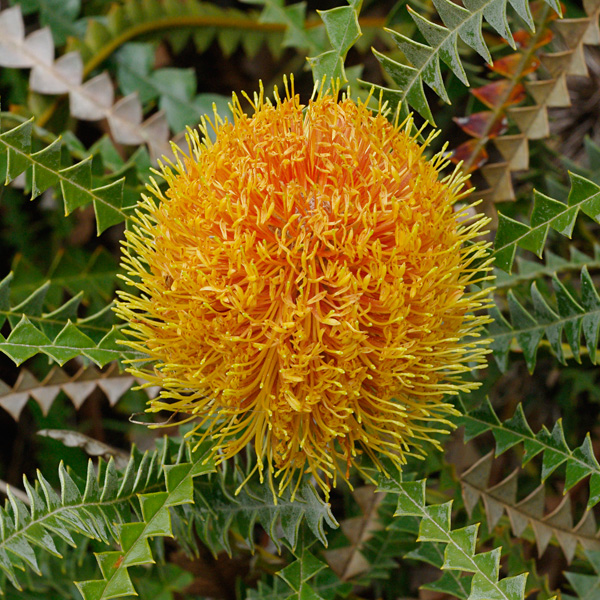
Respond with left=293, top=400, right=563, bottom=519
left=322, top=486, right=382, bottom=580
left=461, top=452, right=600, bottom=563
left=0, top=5, right=182, bottom=161
left=37, top=429, right=129, bottom=467
left=0, top=363, right=156, bottom=420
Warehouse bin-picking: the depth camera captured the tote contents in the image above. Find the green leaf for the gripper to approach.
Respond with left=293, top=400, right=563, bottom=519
left=1, top=316, right=51, bottom=365
left=242, top=0, right=316, bottom=50
left=308, top=1, right=362, bottom=83
left=493, top=215, right=534, bottom=273
left=115, top=43, right=233, bottom=132
left=373, top=0, right=559, bottom=125
left=76, top=446, right=214, bottom=600
left=494, top=174, right=600, bottom=273
left=386, top=28, right=450, bottom=103
left=30, top=138, right=61, bottom=198
left=114, top=43, right=157, bottom=104
left=0, top=273, right=127, bottom=367
left=187, top=474, right=337, bottom=557
left=563, top=551, right=600, bottom=600
left=317, top=5, right=361, bottom=55
left=0, top=439, right=208, bottom=595
left=279, top=550, right=327, bottom=591
left=373, top=50, right=435, bottom=124
left=11, top=246, right=121, bottom=314
left=15, top=0, right=84, bottom=45
left=494, top=245, right=600, bottom=293
left=93, top=179, right=125, bottom=232
left=384, top=474, right=527, bottom=600
left=424, top=570, right=472, bottom=599
left=248, top=568, right=350, bottom=600
left=0, top=119, right=131, bottom=234
left=489, top=267, right=600, bottom=372
left=0, top=119, right=33, bottom=183
left=457, top=398, right=600, bottom=507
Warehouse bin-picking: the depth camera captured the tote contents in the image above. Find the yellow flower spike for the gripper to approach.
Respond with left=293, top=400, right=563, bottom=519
left=115, top=78, right=494, bottom=499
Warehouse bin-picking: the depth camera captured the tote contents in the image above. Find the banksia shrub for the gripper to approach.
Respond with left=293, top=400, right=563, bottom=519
left=4, top=0, right=600, bottom=596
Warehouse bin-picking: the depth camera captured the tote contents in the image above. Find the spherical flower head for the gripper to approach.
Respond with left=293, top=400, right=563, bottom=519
left=116, top=80, right=492, bottom=497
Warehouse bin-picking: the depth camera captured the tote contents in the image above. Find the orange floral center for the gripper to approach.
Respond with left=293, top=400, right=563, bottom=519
left=116, top=81, right=492, bottom=496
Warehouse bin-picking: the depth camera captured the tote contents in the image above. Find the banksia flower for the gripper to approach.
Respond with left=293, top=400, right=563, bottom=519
left=116, top=80, right=492, bottom=496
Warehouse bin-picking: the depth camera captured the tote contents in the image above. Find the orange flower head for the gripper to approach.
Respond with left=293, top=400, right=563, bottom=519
left=116, top=80, right=492, bottom=497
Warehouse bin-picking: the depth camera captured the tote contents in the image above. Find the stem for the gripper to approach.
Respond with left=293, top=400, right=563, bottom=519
left=84, top=16, right=283, bottom=79
left=82, top=15, right=386, bottom=77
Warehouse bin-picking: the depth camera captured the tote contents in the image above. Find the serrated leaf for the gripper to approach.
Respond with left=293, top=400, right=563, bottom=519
left=374, top=50, right=435, bottom=123
left=490, top=266, right=600, bottom=372
left=458, top=398, right=600, bottom=513
left=30, top=137, right=61, bottom=198
left=0, top=270, right=129, bottom=368
left=0, top=118, right=131, bottom=233
left=494, top=173, right=600, bottom=273
left=317, top=5, right=361, bottom=56
left=0, top=316, right=51, bottom=365
left=371, top=0, right=559, bottom=121
left=382, top=475, right=526, bottom=600
left=460, top=450, right=600, bottom=564
left=75, top=447, right=214, bottom=599
left=279, top=551, right=327, bottom=591
left=308, top=1, right=362, bottom=83
left=0, top=118, right=33, bottom=183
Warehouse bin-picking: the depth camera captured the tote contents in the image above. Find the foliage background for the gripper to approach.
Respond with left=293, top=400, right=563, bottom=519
left=2, top=0, right=600, bottom=599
